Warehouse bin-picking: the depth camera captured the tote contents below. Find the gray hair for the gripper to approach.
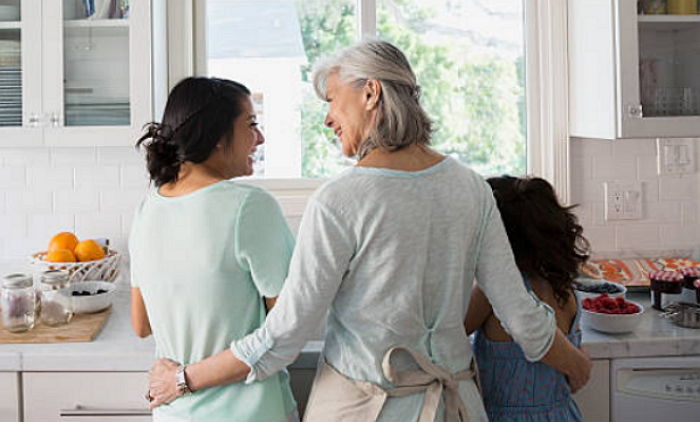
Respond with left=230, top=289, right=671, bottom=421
left=312, top=40, right=433, bottom=159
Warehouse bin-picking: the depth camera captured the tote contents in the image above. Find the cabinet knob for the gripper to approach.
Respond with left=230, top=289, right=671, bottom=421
left=627, top=104, right=643, bottom=118
left=50, top=113, right=61, bottom=127
left=27, top=113, right=41, bottom=127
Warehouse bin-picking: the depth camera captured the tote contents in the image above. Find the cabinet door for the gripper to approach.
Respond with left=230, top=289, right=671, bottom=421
left=0, top=372, right=20, bottom=422
left=573, top=359, right=610, bottom=422
left=41, top=0, right=152, bottom=147
left=23, top=372, right=151, bottom=422
left=617, top=0, right=700, bottom=138
left=0, top=0, right=42, bottom=146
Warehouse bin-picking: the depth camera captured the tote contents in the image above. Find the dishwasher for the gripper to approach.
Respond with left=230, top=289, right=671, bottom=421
left=612, top=356, right=700, bottom=421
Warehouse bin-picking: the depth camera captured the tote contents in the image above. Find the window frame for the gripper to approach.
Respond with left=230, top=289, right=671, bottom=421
left=159, top=0, right=570, bottom=211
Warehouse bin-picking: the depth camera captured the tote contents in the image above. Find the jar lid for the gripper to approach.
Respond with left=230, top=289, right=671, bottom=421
left=39, top=270, right=69, bottom=285
left=649, top=270, right=684, bottom=282
left=680, top=267, right=700, bottom=277
left=2, top=273, right=33, bottom=289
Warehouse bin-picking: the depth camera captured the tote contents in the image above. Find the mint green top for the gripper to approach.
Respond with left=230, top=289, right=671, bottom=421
left=129, top=181, right=296, bottom=422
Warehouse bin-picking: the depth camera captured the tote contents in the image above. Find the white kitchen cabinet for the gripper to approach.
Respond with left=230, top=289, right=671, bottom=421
left=573, top=359, right=610, bottom=422
left=0, top=372, right=20, bottom=422
left=0, top=0, right=152, bottom=147
left=23, top=372, right=151, bottom=422
left=568, top=0, right=700, bottom=139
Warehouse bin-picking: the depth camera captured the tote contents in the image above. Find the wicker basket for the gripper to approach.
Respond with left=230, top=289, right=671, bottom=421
left=30, top=249, right=121, bottom=284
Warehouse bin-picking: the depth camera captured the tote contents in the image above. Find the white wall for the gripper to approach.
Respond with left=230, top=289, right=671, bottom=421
left=2, top=138, right=698, bottom=263
left=570, top=137, right=700, bottom=258
left=0, top=145, right=304, bottom=263
left=0, top=146, right=148, bottom=261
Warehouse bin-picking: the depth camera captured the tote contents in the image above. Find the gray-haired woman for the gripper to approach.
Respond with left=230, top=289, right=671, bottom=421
left=146, top=40, right=591, bottom=421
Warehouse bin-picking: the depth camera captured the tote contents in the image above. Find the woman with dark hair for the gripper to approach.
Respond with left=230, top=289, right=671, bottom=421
left=465, top=175, right=591, bottom=421
left=146, top=41, right=591, bottom=421
left=129, top=77, right=297, bottom=422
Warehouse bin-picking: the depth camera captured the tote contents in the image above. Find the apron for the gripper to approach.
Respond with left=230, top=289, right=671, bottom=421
left=303, top=346, right=481, bottom=422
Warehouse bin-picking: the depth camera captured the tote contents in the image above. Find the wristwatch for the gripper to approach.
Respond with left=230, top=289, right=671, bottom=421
left=175, top=364, right=192, bottom=395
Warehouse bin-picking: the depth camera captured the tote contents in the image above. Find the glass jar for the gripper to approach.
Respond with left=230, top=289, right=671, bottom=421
left=1, top=273, right=36, bottom=333
left=39, top=270, right=73, bottom=326
left=667, top=0, right=697, bottom=14
left=642, top=0, right=667, bottom=14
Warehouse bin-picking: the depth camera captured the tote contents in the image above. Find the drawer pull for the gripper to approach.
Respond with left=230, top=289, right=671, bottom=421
left=60, top=408, right=151, bottom=417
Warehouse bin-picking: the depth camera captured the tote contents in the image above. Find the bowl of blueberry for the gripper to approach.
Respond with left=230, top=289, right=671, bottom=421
left=66, top=281, right=116, bottom=314
left=574, top=277, right=626, bottom=300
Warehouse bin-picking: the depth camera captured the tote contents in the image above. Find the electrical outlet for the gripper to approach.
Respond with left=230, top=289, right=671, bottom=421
left=657, top=138, right=696, bottom=175
left=605, top=182, right=643, bottom=220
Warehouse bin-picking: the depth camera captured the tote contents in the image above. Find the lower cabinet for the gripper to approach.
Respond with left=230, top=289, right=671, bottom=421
left=573, top=359, right=610, bottom=422
left=0, top=372, right=20, bottom=422
left=23, top=372, right=150, bottom=422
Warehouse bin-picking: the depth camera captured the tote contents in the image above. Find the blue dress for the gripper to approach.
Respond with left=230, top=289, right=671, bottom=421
left=473, top=275, right=583, bottom=422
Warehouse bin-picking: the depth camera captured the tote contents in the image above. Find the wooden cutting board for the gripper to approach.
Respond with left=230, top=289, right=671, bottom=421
left=0, top=307, right=112, bottom=344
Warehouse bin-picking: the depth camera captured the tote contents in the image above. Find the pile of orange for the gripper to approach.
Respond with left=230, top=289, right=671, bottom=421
left=45, top=232, right=106, bottom=263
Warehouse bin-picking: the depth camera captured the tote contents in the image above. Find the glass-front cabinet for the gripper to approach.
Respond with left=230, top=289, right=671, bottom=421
left=0, top=0, right=151, bottom=147
left=568, top=0, right=700, bottom=139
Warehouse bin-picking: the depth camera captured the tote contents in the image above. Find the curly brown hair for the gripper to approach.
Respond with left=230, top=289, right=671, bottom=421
left=487, top=176, right=590, bottom=306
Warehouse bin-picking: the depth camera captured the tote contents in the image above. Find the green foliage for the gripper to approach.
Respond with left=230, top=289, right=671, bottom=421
left=297, top=0, right=526, bottom=178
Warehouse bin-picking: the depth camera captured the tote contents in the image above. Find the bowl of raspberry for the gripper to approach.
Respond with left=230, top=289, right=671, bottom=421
left=581, top=293, right=644, bottom=334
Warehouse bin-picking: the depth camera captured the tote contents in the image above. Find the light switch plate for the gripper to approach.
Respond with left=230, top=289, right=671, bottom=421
left=605, top=182, right=643, bottom=220
left=657, top=138, right=696, bottom=175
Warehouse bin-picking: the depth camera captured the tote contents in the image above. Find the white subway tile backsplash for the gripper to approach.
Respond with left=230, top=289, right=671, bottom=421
left=571, top=138, right=613, bottom=157
left=682, top=202, right=698, bottom=225
left=75, top=213, right=122, bottom=240
left=637, top=155, right=660, bottom=180
left=51, top=148, right=96, bottom=166
left=0, top=214, right=28, bottom=239
left=659, top=175, right=698, bottom=201
left=120, top=165, right=149, bottom=188
left=644, top=201, right=682, bottom=223
left=5, top=190, right=53, bottom=214
left=97, top=147, right=143, bottom=166
left=0, top=191, right=5, bottom=213
left=75, top=166, right=120, bottom=188
left=617, top=225, right=660, bottom=249
left=570, top=157, right=592, bottom=181
left=0, top=148, right=50, bottom=166
left=99, top=188, right=147, bottom=213
left=570, top=180, right=605, bottom=204
left=660, top=224, right=700, bottom=247
left=592, top=154, right=636, bottom=180
left=612, top=138, right=656, bottom=157
left=0, top=167, right=26, bottom=189
left=27, top=214, right=75, bottom=240
left=581, top=226, right=616, bottom=253
left=54, top=190, right=99, bottom=213
left=640, top=179, right=660, bottom=203
left=27, top=166, right=74, bottom=189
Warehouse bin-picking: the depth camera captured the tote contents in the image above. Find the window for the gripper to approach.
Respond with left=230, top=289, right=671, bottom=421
left=188, top=0, right=528, bottom=179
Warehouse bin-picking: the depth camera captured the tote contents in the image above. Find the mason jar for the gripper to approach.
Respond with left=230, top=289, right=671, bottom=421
left=39, top=270, right=73, bottom=326
left=1, top=273, right=36, bottom=333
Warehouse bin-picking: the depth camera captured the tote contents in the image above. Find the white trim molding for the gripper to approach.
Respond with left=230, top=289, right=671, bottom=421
left=526, top=0, right=571, bottom=203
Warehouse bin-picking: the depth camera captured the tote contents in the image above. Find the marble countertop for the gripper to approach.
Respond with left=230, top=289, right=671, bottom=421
left=0, top=259, right=698, bottom=371
left=581, top=292, right=700, bottom=359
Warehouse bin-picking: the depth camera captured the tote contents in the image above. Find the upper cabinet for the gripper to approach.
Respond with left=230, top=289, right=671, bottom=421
left=568, top=0, right=700, bottom=139
left=0, top=0, right=151, bottom=147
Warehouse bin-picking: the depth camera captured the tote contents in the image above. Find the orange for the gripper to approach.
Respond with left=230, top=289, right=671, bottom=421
left=45, top=249, right=77, bottom=263
left=48, top=232, right=79, bottom=254
left=74, top=239, right=106, bottom=262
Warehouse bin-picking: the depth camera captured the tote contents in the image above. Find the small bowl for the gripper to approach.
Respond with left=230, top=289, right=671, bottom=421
left=581, top=301, right=644, bottom=334
left=574, top=278, right=627, bottom=300
left=65, top=281, right=116, bottom=314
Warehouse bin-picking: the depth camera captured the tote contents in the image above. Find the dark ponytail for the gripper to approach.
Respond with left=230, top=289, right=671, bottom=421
left=137, top=77, right=251, bottom=187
